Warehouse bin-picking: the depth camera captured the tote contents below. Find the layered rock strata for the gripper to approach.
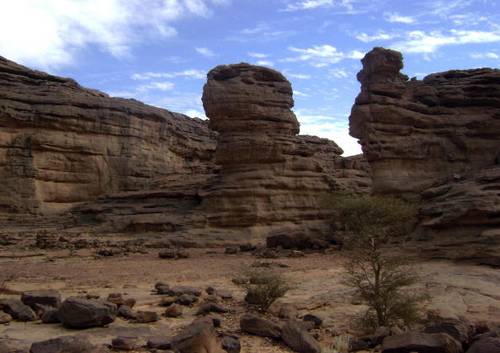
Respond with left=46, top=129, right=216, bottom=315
left=201, top=63, right=335, bottom=239
left=0, top=56, right=216, bottom=215
left=350, top=47, right=500, bottom=262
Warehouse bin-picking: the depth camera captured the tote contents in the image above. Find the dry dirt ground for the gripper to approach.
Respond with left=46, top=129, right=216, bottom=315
left=1, top=246, right=500, bottom=352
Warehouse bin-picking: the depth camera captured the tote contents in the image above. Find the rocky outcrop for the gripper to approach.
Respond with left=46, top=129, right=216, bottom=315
left=350, top=47, right=500, bottom=262
left=0, top=55, right=216, bottom=215
left=350, top=47, right=500, bottom=198
left=201, top=63, right=336, bottom=239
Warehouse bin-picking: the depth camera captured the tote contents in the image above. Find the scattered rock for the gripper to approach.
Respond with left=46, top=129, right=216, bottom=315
left=40, top=308, right=60, bottom=324
left=466, top=336, right=500, bottom=353
left=276, top=303, right=298, bottom=319
left=117, top=305, right=137, bottom=320
left=225, top=247, right=238, bottom=255
left=169, top=286, right=202, bottom=297
left=303, top=314, right=322, bottom=328
left=217, top=290, right=233, bottom=300
left=111, top=336, right=141, bottom=351
left=221, top=335, right=241, bottom=353
left=133, top=310, right=159, bottom=323
left=382, top=332, right=463, bottom=353
left=58, top=297, right=117, bottom=328
left=240, top=314, right=282, bottom=339
left=106, top=293, right=125, bottom=306
left=281, top=320, right=321, bottom=353
left=240, top=244, right=256, bottom=252
left=147, top=336, right=172, bottom=350
left=29, top=335, right=107, bottom=353
left=196, top=302, right=228, bottom=316
left=159, top=249, right=178, bottom=259
left=0, top=299, right=37, bottom=321
left=160, top=296, right=178, bottom=307
left=0, top=312, right=12, bottom=324
left=165, top=304, right=183, bottom=318
left=171, top=319, right=223, bottom=353
left=21, top=290, right=61, bottom=309
left=177, top=294, right=199, bottom=306
left=425, top=318, right=473, bottom=347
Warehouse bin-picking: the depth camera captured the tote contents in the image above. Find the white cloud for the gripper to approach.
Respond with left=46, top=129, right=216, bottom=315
left=385, top=12, right=416, bottom=24
left=287, top=73, right=312, bottom=79
left=136, top=81, right=175, bottom=92
left=294, top=90, right=310, bottom=97
left=296, top=112, right=361, bottom=156
left=230, top=23, right=296, bottom=41
left=255, top=60, right=275, bottom=67
left=195, top=47, right=216, bottom=57
left=283, top=45, right=364, bottom=67
left=248, top=52, right=269, bottom=58
left=356, top=31, right=396, bottom=42
left=392, top=29, right=500, bottom=54
left=0, top=0, right=228, bottom=69
left=284, top=0, right=356, bottom=12
left=470, top=52, right=499, bottom=59
left=330, top=68, right=349, bottom=78
left=131, top=70, right=206, bottom=80
left=183, top=109, right=207, bottom=119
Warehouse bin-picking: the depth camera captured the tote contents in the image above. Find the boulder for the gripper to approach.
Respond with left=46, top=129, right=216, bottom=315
left=169, top=286, right=202, bottom=297
left=281, top=320, right=321, bottom=353
left=21, top=290, right=61, bottom=309
left=221, top=335, right=241, bottom=353
left=196, top=302, right=228, bottom=316
left=40, top=308, right=60, bottom=323
left=425, top=318, right=473, bottom=346
left=240, top=314, right=282, bottom=339
left=466, top=336, right=500, bottom=353
left=382, top=332, right=463, bottom=353
left=0, top=299, right=37, bottom=321
left=177, top=294, right=199, bottom=306
left=117, top=305, right=137, bottom=320
left=133, top=310, right=159, bottom=323
left=302, top=314, right=323, bottom=328
left=111, top=336, right=141, bottom=351
left=147, top=336, right=172, bottom=350
left=171, top=319, right=224, bottom=353
left=58, top=297, right=117, bottom=328
left=165, top=304, right=183, bottom=318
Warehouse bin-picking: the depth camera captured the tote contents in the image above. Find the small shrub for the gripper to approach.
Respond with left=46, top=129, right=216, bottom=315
left=237, top=268, right=291, bottom=312
left=330, top=193, right=425, bottom=331
left=324, top=335, right=351, bottom=353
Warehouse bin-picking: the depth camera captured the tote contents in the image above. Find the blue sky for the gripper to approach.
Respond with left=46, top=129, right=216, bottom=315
left=1, top=0, right=499, bottom=155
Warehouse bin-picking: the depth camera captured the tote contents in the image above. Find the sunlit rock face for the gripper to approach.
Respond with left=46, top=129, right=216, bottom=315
left=0, top=55, right=216, bottom=215
left=350, top=47, right=500, bottom=198
left=350, top=47, right=500, bottom=263
left=201, top=63, right=337, bottom=238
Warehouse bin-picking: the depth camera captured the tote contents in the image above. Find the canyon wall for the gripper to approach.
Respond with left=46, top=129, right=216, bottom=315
left=350, top=47, right=500, bottom=263
left=0, top=56, right=216, bottom=215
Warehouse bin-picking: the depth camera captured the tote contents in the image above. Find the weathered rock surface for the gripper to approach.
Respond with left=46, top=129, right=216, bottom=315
left=58, top=297, right=117, bottom=328
left=0, top=55, right=216, bottom=215
left=240, top=314, right=282, bottom=339
left=382, top=332, right=463, bottom=353
left=350, top=47, right=500, bottom=257
left=29, top=335, right=109, bottom=353
left=201, top=63, right=336, bottom=239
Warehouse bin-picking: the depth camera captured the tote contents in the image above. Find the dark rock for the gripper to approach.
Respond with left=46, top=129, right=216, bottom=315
left=133, top=310, right=159, bottom=323
left=147, top=336, right=172, bottom=350
left=240, top=243, right=257, bottom=252
left=165, top=304, right=183, bottom=318
left=21, top=290, right=61, bottom=309
left=281, top=320, right=321, bottom=353
left=106, top=293, right=125, bottom=306
left=425, top=318, right=473, bottom=346
left=159, top=296, right=177, bottom=307
left=117, top=305, right=137, bottom=320
left=159, top=249, right=178, bottom=259
left=196, top=302, right=228, bottom=316
left=40, top=308, right=60, bottom=324
left=177, top=294, right=199, bottom=306
left=240, top=314, right=282, bottom=339
left=169, top=286, right=202, bottom=297
left=266, top=233, right=329, bottom=250
left=58, top=297, right=117, bottom=328
left=222, top=335, right=241, bottom=353
left=225, top=247, right=238, bottom=255
left=206, top=286, right=216, bottom=295
left=217, top=290, right=233, bottom=300
left=466, top=336, right=500, bottom=353
left=171, top=319, right=221, bottom=353
left=382, top=332, right=463, bottom=353
left=0, top=299, right=37, bottom=321
left=303, top=314, right=322, bottom=328
left=111, top=336, right=141, bottom=351
left=29, top=335, right=108, bottom=353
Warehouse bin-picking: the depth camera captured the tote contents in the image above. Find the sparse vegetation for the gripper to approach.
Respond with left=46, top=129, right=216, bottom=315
left=324, top=335, right=352, bottom=353
left=331, top=193, right=424, bottom=331
left=237, top=268, right=291, bottom=312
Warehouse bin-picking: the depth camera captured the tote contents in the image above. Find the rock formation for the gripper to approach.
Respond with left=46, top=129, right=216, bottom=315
left=201, top=63, right=336, bottom=239
left=350, top=47, right=500, bottom=262
left=0, top=55, right=216, bottom=215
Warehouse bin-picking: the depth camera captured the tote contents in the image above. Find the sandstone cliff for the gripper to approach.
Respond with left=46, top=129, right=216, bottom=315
left=0, top=56, right=217, bottom=215
left=350, top=47, right=500, bottom=263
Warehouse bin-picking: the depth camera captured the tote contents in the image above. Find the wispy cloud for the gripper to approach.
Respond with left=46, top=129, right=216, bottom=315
left=392, top=29, right=500, bottom=54
left=384, top=12, right=416, bottom=24
left=287, top=72, right=312, bottom=80
left=470, top=52, right=499, bottom=59
left=131, top=70, right=206, bottom=80
left=329, top=68, right=349, bottom=78
left=136, top=81, right=175, bottom=93
left=229, top=23, right=296, bottom=41
left=248, top=52, right=269, bottom=58
left=0, top=0, right=228, bottom=69
left=255, top=60, right=275, bottom=67
left=284, top=0, right=356, bottom=12
left=195, top=47, right=216, bottom=57
left=355, top=31, right=396, bottom=42
left=283, top=45, right=363, bottom=67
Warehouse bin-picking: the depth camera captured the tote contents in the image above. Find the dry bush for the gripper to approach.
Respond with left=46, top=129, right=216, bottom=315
left=237, top=268, right=291, bottom=312
left=331, top=193, right=425, bottom=331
